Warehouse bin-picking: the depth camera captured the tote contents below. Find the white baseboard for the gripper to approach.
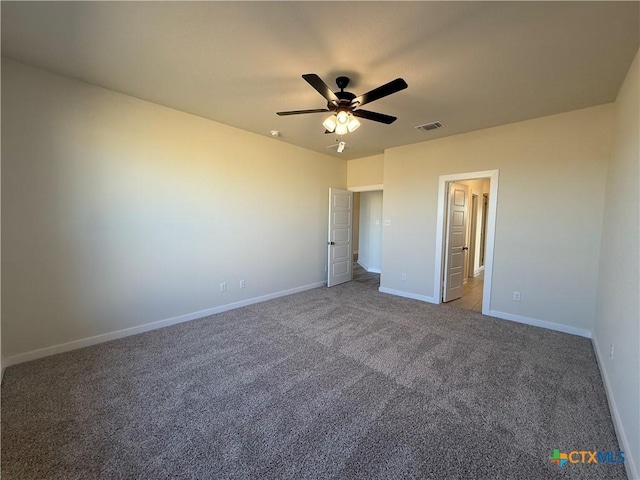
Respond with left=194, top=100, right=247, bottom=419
left=377, top=290, right=594, bottom=342
left=374, top=291, right=591, bottom=339
left=357, top=260, right=381, bottom=274
left=486, top=309, right=592, bottom=338
left=474, top=266, right=485, bottom=277
left=592, top=335, right=638, bottom=480
left=3, top=281, right=326, bottom=368
left=378, top=287, right=437, bottom=304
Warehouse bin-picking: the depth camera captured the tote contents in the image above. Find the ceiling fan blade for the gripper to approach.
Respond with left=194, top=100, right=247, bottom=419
left=276, top=108, right=331, bottom=116
left=302, top=74, right=339, bottom=105
left=353, top=78, right=408, bottom=107
left=352, top=109, right=397, bottom=124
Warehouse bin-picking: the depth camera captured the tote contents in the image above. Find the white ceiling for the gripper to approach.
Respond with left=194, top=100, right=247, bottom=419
left=2, top=1, right=638, bottom=160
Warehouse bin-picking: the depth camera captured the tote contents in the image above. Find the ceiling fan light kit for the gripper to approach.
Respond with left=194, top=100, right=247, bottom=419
left=322, top=111, right=361, bottom=135
left=276, top=74, right=407, bottom=137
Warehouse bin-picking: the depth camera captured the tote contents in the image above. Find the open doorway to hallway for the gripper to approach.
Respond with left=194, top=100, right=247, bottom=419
left=352, top=191, right=382, bottom=287
left=435, top=170, right=499, bottom=315
left=444, top=179, right=489, bottom=311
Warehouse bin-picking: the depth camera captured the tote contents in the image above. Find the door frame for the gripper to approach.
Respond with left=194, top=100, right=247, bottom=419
left=468, top=193, right=478, bottom=279
left=433, top=170, right=499, bottom=315
left=479, top=193, right=489, bottom=268
left=348, top=184, right=384, bottom=276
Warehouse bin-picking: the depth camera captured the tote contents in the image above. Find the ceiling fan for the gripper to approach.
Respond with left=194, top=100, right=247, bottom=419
left=276, top=74, right=408, bottom=134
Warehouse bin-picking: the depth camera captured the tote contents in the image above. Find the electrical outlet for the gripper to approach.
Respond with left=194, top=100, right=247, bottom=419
left=610, top=343, right=614, bottom=359
left=240, top=279, right=246, bottom=289
left=401, top=273, right=407, bottom=281
left=220, top=282, right=227, bottom=292
left=513, top=291, right=521, bottom=301
left=384, top=219, right=391, bottom=226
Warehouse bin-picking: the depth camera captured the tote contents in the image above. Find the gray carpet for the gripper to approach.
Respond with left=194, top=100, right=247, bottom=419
left=1, top=282, right=626, bottom=479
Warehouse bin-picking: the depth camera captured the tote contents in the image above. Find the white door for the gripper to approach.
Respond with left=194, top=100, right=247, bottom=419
left=327, top=188, right=353, bottom=287
left=443, top=182, right=469, bottom=302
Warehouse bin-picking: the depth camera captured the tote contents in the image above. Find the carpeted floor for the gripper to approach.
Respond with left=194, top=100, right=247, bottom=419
left=1, top=282, right=626, bottom=479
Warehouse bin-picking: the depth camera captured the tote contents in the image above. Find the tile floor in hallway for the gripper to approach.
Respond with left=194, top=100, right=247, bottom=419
left=352, top=261, right=380, bottom=287
left=446, top=272, right=484, bottom=312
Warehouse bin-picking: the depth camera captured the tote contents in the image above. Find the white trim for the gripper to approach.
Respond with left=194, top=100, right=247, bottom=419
left=378, top=286, right=592, bottom=339
left=3, top=282, right=325, bottom=368
left=486, top=309, right=592, bottom=338
left=592, top=335, right=638, bottom=480
left=378, top=287, right=437, bottom=304
left=434, top=169, right=499, bottom=317
left=357, top=259, right=381, bottom=274
left=347, top=184, right=383, bottom=192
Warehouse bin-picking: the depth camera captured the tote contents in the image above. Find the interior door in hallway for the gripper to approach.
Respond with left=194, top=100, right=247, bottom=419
left=443, top=182, right=469, bottom=302
left=327, top=188, right=353, bottom=287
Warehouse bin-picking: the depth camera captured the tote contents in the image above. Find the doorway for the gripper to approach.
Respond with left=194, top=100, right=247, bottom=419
left=355, top=190, right=382, bottom=273
left=351, top=189, right=382, bottom=287
left=445, top=190, right=484, bottom=311
left=433, top=170, right=499, bottom=315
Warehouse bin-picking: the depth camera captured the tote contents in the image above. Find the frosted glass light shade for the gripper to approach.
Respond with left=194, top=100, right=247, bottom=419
left=335, top=124, right=348, bottom=135
left=336, top=110, right=350, bottom=125
left=323, top=115, right=337, bottom=132
left=347, top=116, right=361, bottom=132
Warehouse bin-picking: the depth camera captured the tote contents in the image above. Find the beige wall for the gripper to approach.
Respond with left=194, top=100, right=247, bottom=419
left=593, top=49, right=639, bottom=480
left=1, top=59, right=346, bottom=361
left=347, top=154, right=383, bottom=188
left=381, top=104, right=613, bottom=333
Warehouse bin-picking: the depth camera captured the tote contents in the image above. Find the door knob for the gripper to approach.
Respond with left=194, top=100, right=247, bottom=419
left=462, top=246, right=469, bottom=251
left=328, top=241, right=335, bottom=245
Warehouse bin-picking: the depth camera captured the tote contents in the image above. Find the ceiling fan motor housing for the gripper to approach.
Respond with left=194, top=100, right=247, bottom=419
left=329, top=93, right=356, bottom=111
left=329, top=77, right=356, bottom=111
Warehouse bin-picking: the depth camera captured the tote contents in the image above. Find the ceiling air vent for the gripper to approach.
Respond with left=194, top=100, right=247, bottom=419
left=415, top=121, right=444, bottom=132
